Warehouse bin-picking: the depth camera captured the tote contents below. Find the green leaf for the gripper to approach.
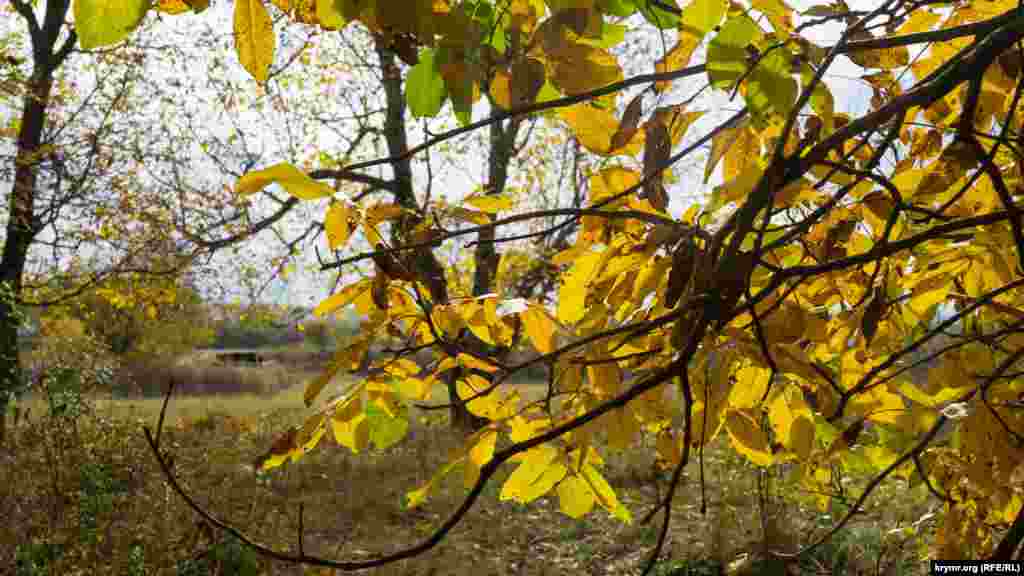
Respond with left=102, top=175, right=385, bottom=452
left=315, top=0, right=347, bottom=29
left=74, top=0, right=150, bottom=49
left=746, top=48, right=797, bottom=124
left=681, top=0, right=728, bottom=36
left=406, top=49, right=447, bottom=118
left=636, top=0, right=680, bottom=29
left=598, top=0, right=637, bottom=17
left=366, top=401, right=409, bottom=450
left=707, top=14, right=761, bottom=91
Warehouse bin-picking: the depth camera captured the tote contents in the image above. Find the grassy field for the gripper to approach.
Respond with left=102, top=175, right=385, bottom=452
left=2, top=362, right=937, bottom=575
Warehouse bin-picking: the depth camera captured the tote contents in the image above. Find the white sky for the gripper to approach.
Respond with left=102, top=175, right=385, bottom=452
left=0, top=0, right=882, bottom=311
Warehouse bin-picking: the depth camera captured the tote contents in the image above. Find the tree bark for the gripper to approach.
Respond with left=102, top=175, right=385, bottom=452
left=371, top=37, right=477, bottom=431
left=452, top=118, right=522, bottom=433
left=1, top=0, right=69, bottom=448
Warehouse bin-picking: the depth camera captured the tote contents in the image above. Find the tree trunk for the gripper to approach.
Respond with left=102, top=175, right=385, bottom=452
left=0, top=297, right=20, bottom=448
left=1, top=0, right=69, bottom=448
left=371, top=38, right=480, bottom=431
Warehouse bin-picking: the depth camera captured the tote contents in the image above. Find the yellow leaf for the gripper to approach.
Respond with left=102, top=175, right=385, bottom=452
left=517, top=461, right=568, bottom=503
left=655, top=32, right=701, bottom=92
left=703, top=122, right=742, bottom=183
left=631, top=255, right=671, bottom=302
left=446, top=206, right=491, bottom=225
left=508, top=414, right=551, bottom=443
left=521, top=305, right=558, bottom=354
left=896, top=8, right=939, bottom=35
left=333, top=413, right=369, bottom=453
left=847, top=44, right=909, bottom=70
left=406, top=456, right=465, bottom=509
left=457, top=377, right=499, bottom=418
left=325, top=201, right=352, bottom=250
left=654, top=107, right=705, bottom=148
left=908, top=280, right=953, bottom=319
left=558, top=250, right=603, bottom=325
left=790, top=416, right=815, bottom=460
left=462, top=302, right=496, bottom=345
left=236, top=163, right=334, bottom=200
left=751, top=0, right=792, bottom=34
left=500, top=444, right=559, bottom=501
left=465, top=195, right=514, bottom=213
left=723, top=125, right=759, bottom=181
left=397, top=377, right=432, bottom=401
left=365, top=202, right=406, bottom=224
left=558, top=474, right=596, bottom=518
left=713, top=163, right=763, bottom=206
left=490, top=69, right=512, bottom=110
left=725, top=409, right=774, bottom=466
left=431, top=305, right=464, bottom=338
left=682, top=0, right=728, bottom=35
left=898, top=379, right=972, bottom=409
left=559, top=103, right=643, bottom=156
left=315, top=0, right=346, bottom=28
left=234, top=0, right=275, bottom=83
left=912, top=140, right=979, bottom=200
left=313, top=278, right=372, bottom=317
left=582, top=464, right=631, bottom=523
left=864, top=445, right=900, bottom=472
left=548, top=41, right=622, bottom=96
left=74, top=0, right=150, bottom=49
left=458, top=352, right=499, bottom=374
left=589, top=167, right=641, bottom=205
left=465, top=429, right=497, bottom=488
left=730, top=364, right=771, bottom=409
left=155, top=0, right=191, bottom=14
left=609, top=92, right=644, bottom=152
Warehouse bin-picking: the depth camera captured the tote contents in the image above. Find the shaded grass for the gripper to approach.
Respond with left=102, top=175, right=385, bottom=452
left=2, top=372, right=935, bottom=575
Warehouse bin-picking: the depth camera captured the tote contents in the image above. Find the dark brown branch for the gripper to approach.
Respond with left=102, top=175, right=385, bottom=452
left=321, top=207, right=683, bottom=271
left=184, top=197, right=300, bottom=251
left=309, top=168, right=398, bottom=192
left=10, top=0, right=41, bottom=45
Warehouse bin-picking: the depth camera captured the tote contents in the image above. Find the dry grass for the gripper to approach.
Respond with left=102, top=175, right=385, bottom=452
left=1, top=370, right=935, bottom=575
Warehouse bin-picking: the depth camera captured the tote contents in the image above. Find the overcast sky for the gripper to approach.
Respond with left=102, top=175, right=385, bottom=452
left=0, top=0, right=880, bottom=312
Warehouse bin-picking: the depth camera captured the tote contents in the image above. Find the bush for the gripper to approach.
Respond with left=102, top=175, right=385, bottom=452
left=28, top=315, right=119, bottom=404
left=78, top=461, right=128, bottom=544
left=176, top=533, right=259, bottom=576
left=14, top=541, right=64, bottom=576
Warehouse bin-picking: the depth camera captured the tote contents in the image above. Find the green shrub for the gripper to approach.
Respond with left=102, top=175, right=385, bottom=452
left=654, top=558, right=723, bottom=576
left=126, top=543, right=145, bottom=576
left=14, top=541, right=63, bottom=576
left=176, top=533, right=260, bottom=576
left=78, top=461, right=127, bottom=544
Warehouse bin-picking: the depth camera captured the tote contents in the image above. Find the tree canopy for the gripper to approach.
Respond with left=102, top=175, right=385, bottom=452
left=79, top=0, right=1024, bottom=567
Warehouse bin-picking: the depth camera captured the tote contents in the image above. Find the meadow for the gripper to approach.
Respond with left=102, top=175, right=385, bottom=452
left=2, top=352, right=937, bottom=575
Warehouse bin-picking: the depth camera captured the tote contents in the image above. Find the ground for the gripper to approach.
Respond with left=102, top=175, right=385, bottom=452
left=1, top=354, right=934, bottom=575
